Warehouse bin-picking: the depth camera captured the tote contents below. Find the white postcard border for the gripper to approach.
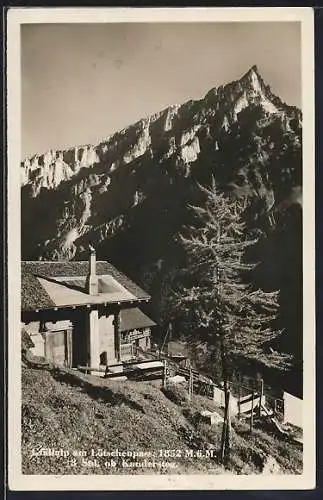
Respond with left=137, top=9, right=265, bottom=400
left=7, top=6, right=316, bottom=491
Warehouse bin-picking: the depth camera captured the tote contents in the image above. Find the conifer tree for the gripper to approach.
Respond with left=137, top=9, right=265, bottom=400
left=170, top=178, right=290, bottom=462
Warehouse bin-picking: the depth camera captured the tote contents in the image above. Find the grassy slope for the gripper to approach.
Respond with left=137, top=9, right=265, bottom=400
left=22, top=362, right=302, bottom=475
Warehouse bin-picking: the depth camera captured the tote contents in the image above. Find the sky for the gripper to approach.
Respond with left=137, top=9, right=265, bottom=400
left=21, top=22, right=301, bottom=159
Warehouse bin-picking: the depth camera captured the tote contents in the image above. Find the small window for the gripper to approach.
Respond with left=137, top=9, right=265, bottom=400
left=100, top=351, right=108, bottom=365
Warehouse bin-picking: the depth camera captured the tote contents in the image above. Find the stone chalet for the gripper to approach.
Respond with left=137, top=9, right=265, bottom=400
left=21, top=249, right=156, bottom=372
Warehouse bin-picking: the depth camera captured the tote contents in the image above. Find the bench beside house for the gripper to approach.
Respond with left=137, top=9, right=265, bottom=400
left=21, top=249, right=156, bottom=372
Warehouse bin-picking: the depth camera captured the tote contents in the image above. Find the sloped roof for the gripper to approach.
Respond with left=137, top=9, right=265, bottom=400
left=120, top=308, right=156, bottom=332
left=21, top=261, right=150, bottom=312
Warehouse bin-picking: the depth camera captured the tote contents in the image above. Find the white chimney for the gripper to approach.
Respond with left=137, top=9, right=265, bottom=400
left=86, top=245, right=98, bottom=295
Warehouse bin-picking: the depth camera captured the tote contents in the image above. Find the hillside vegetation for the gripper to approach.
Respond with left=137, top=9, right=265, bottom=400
left=22, top=357, right=302, bottom=475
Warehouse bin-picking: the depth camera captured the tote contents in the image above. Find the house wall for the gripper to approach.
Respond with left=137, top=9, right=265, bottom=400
left=22, top=321, right=45, bottom=357
left=122, top=327, right=151, bottom=351
left=213, top=387, right=239, bottom=416
left=22, top=309, right=117, bottom=369
left=138, top=334, right=151, bottom=350
left=22, top=319, right=72, bottom=359
left=23, top=308, right=151, bottom=369
left=283, top=391, right=303, bottom=429
left=88, top=309, right=100, bottom=369
left=72, top=312, right=88, bottom=367
left=98, top=311, right=116, bottom=365
left=71, top=309, right=116, bottom=368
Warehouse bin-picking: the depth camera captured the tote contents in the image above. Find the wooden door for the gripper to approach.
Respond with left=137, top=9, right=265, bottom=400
left=45, top=329, right=72, bottom=367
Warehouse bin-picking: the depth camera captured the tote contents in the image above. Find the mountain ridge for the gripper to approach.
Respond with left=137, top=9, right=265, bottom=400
left=21, top=65, right=301, bottom=197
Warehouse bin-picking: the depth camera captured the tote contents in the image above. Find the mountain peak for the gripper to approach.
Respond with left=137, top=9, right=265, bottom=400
left=241, top=64, right=264, bottom=89
left=249, top=64, right=260, bottom=75
left=242, top=64, right=261, bottom=80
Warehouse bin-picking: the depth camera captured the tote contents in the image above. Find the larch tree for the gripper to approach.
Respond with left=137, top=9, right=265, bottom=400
left=169, top=178, right=290, bottom=463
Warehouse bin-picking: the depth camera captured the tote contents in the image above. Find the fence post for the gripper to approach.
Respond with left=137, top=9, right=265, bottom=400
left=221, top=381, right=231, bottom=465
left=163, top=359, right=167, bottom=389
left=258, top=378, right=264, bottom=418
left=226, top=386, right=232, bottom=462
left=238, top=373, right=241, bottom=420
left=250, top=384, right=254, bottom=434
left=188, top=364, right=193, bottom=401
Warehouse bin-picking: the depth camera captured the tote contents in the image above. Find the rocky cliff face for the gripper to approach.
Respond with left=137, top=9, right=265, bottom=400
left=21, top=65, right=301, bottom=260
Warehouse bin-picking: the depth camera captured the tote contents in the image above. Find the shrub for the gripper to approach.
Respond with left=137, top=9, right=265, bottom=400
left=162, top=382, right=189, bottom=406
